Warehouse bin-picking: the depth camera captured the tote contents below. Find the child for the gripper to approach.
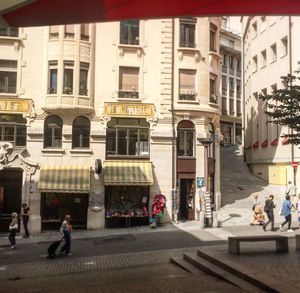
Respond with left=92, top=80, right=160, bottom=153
left=8, top=212, right=18, bottom=249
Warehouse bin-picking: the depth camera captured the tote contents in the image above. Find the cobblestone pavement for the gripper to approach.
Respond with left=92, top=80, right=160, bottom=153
left=219, top=145, right=289, bottom=226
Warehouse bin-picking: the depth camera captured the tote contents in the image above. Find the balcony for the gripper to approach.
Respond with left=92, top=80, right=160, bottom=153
left=220, top=37, right=241, bottom=53
left=179, top=91, right=197, bottom=101
left=117, top=90, right=139, bottom=99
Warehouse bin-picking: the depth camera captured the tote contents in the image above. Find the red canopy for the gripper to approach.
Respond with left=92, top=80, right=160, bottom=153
left=1, top=0, right=300, bottom=27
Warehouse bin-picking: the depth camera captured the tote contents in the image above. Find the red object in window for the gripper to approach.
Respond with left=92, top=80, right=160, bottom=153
left=252, top=141, right=259, bottom=149
left=271, top=138, right=278, bottom=146
left=261, top=139, right=268, bottom=147
left=282, top=136, right=289, bottom=145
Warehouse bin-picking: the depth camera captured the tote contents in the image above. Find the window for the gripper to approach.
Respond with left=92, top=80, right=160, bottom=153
left=237, top=100, right=241, bottom=117
left=252, top=55, right=258, bottom=72
left=223, top=54, right=227, bottom=66
left=63, top=61, right=74, bottom=94
left=118, top=67, right=139, bottom=99
left=236, top=80, right=241, bottom=99
left=0, top=115, right=26, bottom=146
left=120, top=20, right=139, bottom=45
left=222, top=75, right=227, bottom=95
left=106, top=118, right=149, bottom=157
left=261, top=50, right=267, bottom=68
left=271, top=43, right=277, bottom=62
left=64, top=25, right=75, bottom=38
left=252, top=21, right=257, bottom=38
left=229, top=99, right=234, bottom=115
left=0, top=26, right=18, bottom=37
left=177, top=121, right=195, bottom=157
left=281, top=37, right=288, bottom=56
left=209, top=23, right=217, bottom=52
left=179, top=69, right=196, bottom=101
left=49, top=26, right=59, bottom=38
left=229, top=78, right=234, bottom=97
left=79, top=63, right=89, bottom=96
left=80, top=24, right=89, bottom=41
left=236, top=59, right=241, bottom=71
left=229, top=56, right=234, bottom=69
left=222, top=97, right=227, bottom=115
left=48, top=61, right=57, bottom=94
left=209, top=74, right=218, bottom=103
left=179, top=18, right=196, bottom=48
left=72, top=116, right=90, bottom=149
left=0, top=60, right=17, bottom=94
left=44, top=116, right=62, bottom=148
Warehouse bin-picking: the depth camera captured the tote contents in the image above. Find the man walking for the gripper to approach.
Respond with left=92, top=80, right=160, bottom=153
left=280, top=195, right=293, bottom=232
left=285, top=181, right=297, bottom=208
left=263, top=195, right=276, bottom=231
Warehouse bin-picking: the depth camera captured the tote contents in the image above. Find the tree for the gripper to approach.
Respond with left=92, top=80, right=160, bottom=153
left=259, top=73, right=300, bottom=145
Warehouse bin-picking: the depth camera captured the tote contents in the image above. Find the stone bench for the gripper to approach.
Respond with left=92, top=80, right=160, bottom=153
left=296, top=234, right=300, bottom=250
left=228, top=235, right=289, bottom=254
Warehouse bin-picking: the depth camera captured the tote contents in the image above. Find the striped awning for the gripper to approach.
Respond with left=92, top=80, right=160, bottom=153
left=104, top=160, right=153, bottom=186
left=38, top=165, right=90, bottom=193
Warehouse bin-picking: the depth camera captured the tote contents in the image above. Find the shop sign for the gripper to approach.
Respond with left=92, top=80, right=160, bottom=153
left=0, top=98, right=32, bottom=114
left=104, top=102, right=154, bottom=118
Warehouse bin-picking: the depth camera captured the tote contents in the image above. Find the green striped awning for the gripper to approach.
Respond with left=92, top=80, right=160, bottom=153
left=104, top=160, right=153, bottom=186
left=38, top=165, right=90, bottom=193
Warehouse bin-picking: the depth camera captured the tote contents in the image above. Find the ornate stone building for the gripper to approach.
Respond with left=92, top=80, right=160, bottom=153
left=0, top=18, right=222, bottom=233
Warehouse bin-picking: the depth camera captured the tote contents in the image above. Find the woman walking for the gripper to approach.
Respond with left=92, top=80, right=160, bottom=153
left=8, top=212, right=18, bottom=249
left=280, top=195, right=293, bottom=232
left=21, top=203, right=30, bottom=238
left=60, top=215, right=72, bottom=256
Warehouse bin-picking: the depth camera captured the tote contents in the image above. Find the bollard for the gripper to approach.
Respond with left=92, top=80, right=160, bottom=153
left=212, top=211, right=218, bottom=228
left=199, top=211, right=205, bottom=229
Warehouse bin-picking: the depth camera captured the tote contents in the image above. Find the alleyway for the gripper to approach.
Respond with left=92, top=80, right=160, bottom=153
left=218, top=145, right=286, bottom=226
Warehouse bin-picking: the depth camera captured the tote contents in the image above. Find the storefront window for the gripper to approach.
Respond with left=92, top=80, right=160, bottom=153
left=106, top=118, right=150, bottom=158
left=0, top=114, right=27, bottom=146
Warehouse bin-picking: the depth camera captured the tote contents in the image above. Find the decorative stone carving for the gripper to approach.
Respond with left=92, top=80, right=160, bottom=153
left=19, top=154, right=38, bottom=175
left=27, top=126, right=44, bottom=135
left=80, top=45, right=91, bottom=57
left=89, top=190, right=105, bottom=212
left=0, top=142, right=13, bottom=165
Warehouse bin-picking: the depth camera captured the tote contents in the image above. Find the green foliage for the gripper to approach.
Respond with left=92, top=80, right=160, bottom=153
left=259, top=73, right=300, bottom=145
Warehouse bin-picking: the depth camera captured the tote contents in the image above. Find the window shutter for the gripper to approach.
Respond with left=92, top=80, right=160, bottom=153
left=179, top=70, right=195, bottom=92
left=50, top=26, right=59, bottom=34
left=65, top=25, right=75, bottom=34
left=81, top=24, right=89, bottom=36
left=119, top=67, right=139, bottom=91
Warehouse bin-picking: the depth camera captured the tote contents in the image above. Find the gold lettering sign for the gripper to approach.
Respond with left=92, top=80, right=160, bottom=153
left=104, top=103, right=154, bottom=118
left=0, top=98, right=32, bottom=114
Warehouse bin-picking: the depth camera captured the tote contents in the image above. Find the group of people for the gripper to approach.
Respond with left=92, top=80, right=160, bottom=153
left=8, top=203, right=72, bottom=256
left=251, top=181, right=300, bottom=232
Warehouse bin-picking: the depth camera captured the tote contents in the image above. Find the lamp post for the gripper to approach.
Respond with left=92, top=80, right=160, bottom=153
left=199, top=138, right=212, bottom=191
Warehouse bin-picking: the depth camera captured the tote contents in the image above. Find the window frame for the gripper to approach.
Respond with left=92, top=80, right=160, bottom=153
left=48, top=61, right=58, bottom=94
left=63, top=61, right=74, bottom=95
left=120, top=20, right=140, bottom=45
left=177, top=121, right=195, bottom=158
left=43, top=115, right=63, bottom=149
left=179, top=18, right=196, bottom=48
left=179, top=69, right=197, bottom=101
left=72, top=116, right=90, bottom=149
left=0, top=60, right=17, bottom=94
left=118, top=66, right=139, bottom=99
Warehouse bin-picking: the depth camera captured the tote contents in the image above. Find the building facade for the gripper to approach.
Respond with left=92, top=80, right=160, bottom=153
left=220, top=17, right=242, bottom=145
left=0, top=18, right=222, bottom=233
left=242, top=16, right=300, bottom=187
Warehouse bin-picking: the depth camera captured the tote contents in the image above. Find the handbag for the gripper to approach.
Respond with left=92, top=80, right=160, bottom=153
left=9, top=223, right=18, bottom=230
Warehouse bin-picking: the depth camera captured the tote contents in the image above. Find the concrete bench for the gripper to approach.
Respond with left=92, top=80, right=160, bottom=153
left=296, top=234, right=300, bottom=250
left=228, top=235, right=289, bottom=254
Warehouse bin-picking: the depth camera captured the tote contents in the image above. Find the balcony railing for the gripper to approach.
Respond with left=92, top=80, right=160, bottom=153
left=118, top=90, right=139, bottom=99
left=179, top=91, right=197, bottom=101
left=79, top=89, right=88, bottom=96
left=48, top=88, right=57, bottom=94
left=222, top=109, right=228, bottom=115
left=0, top=26, right=18, bottom=37
left=222, top=65, right=228, bottom=73
left=0, top=86, right=17, bottom=93
left=63, top=87, right=73, bottom=95
left=229, top=90, right=234, bottom=97
left=222, top=88, right=227, bottom=95
left=179, top=41, right=196, bottom=48
left=120, top=38, right=139, bottom=46
left=229, top=68, right=235, bottom=75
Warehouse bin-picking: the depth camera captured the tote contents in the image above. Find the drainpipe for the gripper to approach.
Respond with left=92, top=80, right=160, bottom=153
left=288, top=16, right=296, bottom=190
left=171, top=18, right=176, bottom=221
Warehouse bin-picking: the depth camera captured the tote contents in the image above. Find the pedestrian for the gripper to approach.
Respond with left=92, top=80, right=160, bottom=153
left=21, top=203, right=30, bottom=238
left=285, top=180, right=297, bottom=209
left=59, top=215, right=72, bottom=256
left=250, top=194, right=264, bottom=225
left=279, top=195, right=293, bottom=232
left=263, top=195, right=276, bottom=231
left=8, top=212, right=18, bottom=249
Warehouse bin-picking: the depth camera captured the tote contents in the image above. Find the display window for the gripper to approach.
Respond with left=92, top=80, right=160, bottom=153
left=41, top=193, right=88, bottom=230
left=105, top=186, right=149, bottom=228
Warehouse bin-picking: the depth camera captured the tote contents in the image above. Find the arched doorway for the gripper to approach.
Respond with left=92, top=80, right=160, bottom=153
left=0, top=168, right=23, bottom=232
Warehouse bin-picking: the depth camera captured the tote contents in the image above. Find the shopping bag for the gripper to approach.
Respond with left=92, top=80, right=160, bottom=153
left=278, top=207, right=283, bottom=216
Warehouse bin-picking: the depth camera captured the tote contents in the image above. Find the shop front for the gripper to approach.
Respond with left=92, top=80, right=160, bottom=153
left=38, top=164, right=90, bottom=230
left=104, top=160, right=153, bottom=228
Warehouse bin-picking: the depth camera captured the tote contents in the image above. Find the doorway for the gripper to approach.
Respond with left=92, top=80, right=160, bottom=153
left=179, top=179, right=195, bottom=221
left=0, top=169, right=23, bottom=232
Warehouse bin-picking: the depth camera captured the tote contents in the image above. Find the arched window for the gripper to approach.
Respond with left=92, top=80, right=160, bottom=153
left=44, top=116, right=62, bottom=148
left=177, top=120, right=195, bottom=157
left=72, top=116, right=90, bottom=148
left=106, top=118, right=149, bottom=157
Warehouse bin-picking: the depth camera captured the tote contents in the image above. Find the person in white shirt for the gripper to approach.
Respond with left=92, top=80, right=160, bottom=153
left=285, top=181, right=297, bottom=209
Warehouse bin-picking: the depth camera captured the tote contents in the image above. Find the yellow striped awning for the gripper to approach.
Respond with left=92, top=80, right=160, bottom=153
left=104, top=160, right=153, bottom=186
left=38, top=165, right=90, bottom=193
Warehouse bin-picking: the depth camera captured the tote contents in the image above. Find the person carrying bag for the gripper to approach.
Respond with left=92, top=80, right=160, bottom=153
left=8, top=212, right=18, bottom=249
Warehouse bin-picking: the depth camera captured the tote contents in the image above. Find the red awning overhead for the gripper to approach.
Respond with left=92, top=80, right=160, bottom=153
left=252, top=141, right=259, bottom=149
left=282, top=136, right=289, bottom=145
left=1, top=0, right=300, bottom=27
